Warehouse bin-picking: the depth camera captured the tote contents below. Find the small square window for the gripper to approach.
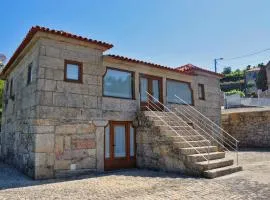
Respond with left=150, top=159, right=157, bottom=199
left=27, top=63, right=32, bottom=85
left=64, top=60, right=82, bottom=83
left=198, top=84, right=205, bottom=100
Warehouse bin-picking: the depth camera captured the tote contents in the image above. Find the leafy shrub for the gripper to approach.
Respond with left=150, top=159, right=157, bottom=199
left=225, top=89, right=245, bottom=97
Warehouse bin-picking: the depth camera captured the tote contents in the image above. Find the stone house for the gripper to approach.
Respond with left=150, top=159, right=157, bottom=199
left=245, top=67, right=260, bottom=94
left=0, top=26, right=228, bottom=179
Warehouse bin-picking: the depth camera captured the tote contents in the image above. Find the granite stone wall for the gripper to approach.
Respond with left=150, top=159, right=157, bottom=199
left=135, top=112, right=187, bottom=173
left=0, top=41, right=40, bottom=177
left=222, top=110, right=270, bottom=148
left=33, top=38, right=107, bottom=178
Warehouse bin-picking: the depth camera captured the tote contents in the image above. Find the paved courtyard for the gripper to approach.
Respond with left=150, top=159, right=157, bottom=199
left=0, top=149, right=270, bottom=200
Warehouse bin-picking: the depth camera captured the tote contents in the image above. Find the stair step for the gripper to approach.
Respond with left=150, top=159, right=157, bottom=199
left=174, top=140, right=210, bottom=148
left=180, top=146, right=218, bottom=155
left=161, top=128, right=195, bottom=136
left=187, top=152, right=225, bottom=162
left=156, top=122, right=188, bottom=128
left=195, top=158, right=234, bottom=171
left=168, top=135, right=205, bottom=142
left=203, top=165, right=243, bottom=178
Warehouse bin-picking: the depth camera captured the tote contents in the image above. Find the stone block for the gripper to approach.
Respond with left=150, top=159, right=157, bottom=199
left=55, top=136, right=64, bottom=154
left=53, top=92, right=67, bottom=107
left=29, top=125, right=54, bottom=134
left=45, top=46, right=61, bottom=58
left=64, top=136, right=71, bottom=150
left=68, top=93, right=83, bottom=107
left=35, top=165, right=54, bottom=179
left=34, top=134, right=54, bottom=153
left=93, top=120, right=108, bottom=127
left=83, top=96, right=98, bottom=108
left=76, top=157, right=96, bottom=169
left=45, top=68, right=54, bottom=79
left=54, top=160, right=71, bottom=170
left=37, top=91, right=53, bottom=106
left=39, top=55, right=63, bottom=69
left=38, top=79, right=57, bottom=91
left=96, top=127, right=104, bottom=171
left=56, top=125, right=76, bottom=134
left=84, top=75, right=98, bottom=85
left=76, top=123, right=96, bottom=134
left=56, top=81, right=89, bottom=95
left=71, top=136, right=96, bottom=149
left=35, top=152, right=54, bottom=167
left=53, top=69, right=64, bottom=81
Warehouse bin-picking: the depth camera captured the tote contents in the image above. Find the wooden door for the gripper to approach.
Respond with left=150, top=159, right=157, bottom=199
left=140, top=74, right=163, bottom=111
left=104, top=121, right=136, bottom=170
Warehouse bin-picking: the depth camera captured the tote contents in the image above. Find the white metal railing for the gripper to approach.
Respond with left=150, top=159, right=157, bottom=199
left=173, top=95, right=239, bottom=165
left=143, top=91, right=214, bottom=167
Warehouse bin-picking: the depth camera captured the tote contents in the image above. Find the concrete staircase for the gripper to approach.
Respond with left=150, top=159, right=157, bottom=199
left=143, top=111, right=242, bottom=178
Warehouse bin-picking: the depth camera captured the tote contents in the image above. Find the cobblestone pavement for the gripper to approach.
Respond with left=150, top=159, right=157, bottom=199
left=1, top=149, right=270, bottom=200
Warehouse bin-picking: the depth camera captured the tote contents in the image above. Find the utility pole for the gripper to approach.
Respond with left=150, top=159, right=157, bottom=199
left=214, top=58, right=223, bottom=73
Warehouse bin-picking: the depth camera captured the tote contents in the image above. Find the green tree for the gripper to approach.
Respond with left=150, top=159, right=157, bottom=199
left=256, top=64, right=268, bottom=91
left=222, top=67, right=232, bottom=74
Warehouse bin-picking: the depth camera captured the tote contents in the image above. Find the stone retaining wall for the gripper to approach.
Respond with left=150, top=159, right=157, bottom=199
left=222, top=110, right=270, bottom=148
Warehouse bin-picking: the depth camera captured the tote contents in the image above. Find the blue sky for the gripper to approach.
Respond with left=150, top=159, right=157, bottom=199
left=1, top=0, right=270, bottom=72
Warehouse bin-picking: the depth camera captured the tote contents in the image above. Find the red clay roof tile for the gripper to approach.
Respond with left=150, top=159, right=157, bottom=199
left=105, top=54, right=191, bottom=75
left=1, top=26, right=113, bottom=77
left=177, top=64, right=224, bottom=78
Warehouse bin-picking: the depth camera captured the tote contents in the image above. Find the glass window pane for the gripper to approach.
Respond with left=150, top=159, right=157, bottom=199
left=130, top=125, right=135, bottom=157
left=198, top=85, right=203, bottom=99
left=152, top=80, right=160, bottom=102
left=114, top=125, right=126, bottom=158
left=167, top=80, right=192, bottom=104
left=104, top=69, right=132, bottom=98
left=105, top=126, right=110, bottom=158
left=140, top=78, right=148, bottom=101
left=67, top=64, right=79, bottom=80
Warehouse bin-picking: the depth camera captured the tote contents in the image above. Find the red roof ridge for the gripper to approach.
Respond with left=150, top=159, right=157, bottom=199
left=1, top=26, right=113, bottom=77
left=177, top=63, right=224, bottom=78
left=105, top=54, right=191, bottom=75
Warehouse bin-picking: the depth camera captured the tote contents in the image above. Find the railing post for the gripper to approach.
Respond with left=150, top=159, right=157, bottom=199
left=236, top=141, right=239, bottom=166
left=207, top=140, right=210, bottom=170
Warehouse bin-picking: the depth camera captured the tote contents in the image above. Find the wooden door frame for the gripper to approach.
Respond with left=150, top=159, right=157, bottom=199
left=104, top=121, right=136, bottom=171
left=139, top=73, right=163, bottom=110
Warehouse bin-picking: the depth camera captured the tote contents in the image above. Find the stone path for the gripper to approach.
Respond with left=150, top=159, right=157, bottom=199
left=1, top=149, right=270, bottom=200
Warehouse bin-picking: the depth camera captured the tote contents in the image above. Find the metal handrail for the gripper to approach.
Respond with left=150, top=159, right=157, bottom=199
left=171, top=104, right=236, bottom=149
left=174, top=95, right=239, bottom=143
left=146, top=100, right=210, bottom=149
left=173, top=95, right=239, bottom=165
left=145, top=92, right=216, bottom=149
left=144, top=98, right=210, bottom=163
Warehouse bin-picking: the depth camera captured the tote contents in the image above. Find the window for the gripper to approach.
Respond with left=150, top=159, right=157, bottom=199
left=5, top=80, right=9, bottom=94
left=198, top=84, right=205, bottom=100
left=27, top=63, right=32, bottom=85
left=103, top=68, right=134, bottom=99
left=167, top=79, right=193, bottom=104
left=64, top=60, right=83, bottom=83
left=9, top=78, right=14, bottom=99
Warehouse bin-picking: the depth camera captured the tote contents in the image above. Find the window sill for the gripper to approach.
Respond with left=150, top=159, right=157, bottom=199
left=64, top=79, right=83, bottom=84
left=167, top=102, right=194, bottom=106
left=103, top=95, right=135, bottom=100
